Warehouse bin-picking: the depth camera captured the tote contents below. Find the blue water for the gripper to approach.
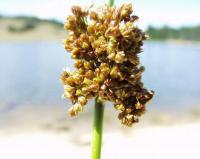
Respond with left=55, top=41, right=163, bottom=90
left=0, top=41, right=200, bottom=111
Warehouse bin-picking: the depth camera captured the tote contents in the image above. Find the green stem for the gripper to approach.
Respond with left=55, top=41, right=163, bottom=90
left=91, top=96, right=104, bottom=159
left=108, top=0, right=114, bottom=7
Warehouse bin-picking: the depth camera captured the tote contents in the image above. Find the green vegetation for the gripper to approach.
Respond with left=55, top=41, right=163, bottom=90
left=48, top=19, right=63, bottom=28
left=8, top=23, right=36, bottom=32
left=147, top=25, right=200, bottom=41
left=4, top=16, right=63, bottom=33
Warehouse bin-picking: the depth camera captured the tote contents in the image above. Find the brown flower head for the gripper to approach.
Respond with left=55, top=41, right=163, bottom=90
left=61, top=4, right=154, bottom=126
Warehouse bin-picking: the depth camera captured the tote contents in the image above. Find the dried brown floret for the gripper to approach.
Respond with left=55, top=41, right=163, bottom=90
left=61, top=3, right=154, bottom=126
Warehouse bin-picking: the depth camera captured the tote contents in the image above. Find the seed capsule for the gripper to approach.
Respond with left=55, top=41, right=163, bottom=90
left=78, top=96, right=88, bottom=106
left=115, top=51, right=126, bottom=63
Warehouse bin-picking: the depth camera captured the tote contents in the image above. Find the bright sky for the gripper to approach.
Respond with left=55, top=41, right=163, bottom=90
left=0, top=0, right=200, bottom=29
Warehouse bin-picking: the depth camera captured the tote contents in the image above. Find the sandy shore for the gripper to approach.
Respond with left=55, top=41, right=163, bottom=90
left=0, top=123, right=200, bottom=159
left=0, top=18, right=66, bottom=42
left=0, top=104, right=200, bottom=159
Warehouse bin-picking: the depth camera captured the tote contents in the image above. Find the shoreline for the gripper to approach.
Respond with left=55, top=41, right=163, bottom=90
left=1, top=103, right=200, bottom=134
left=147, top=39, right=200, bottom=45
left=1, top=39, right=200, bottom=45
left=0, top=122, right=200, bottom=159
left=1, top=103, right=200, bottom=159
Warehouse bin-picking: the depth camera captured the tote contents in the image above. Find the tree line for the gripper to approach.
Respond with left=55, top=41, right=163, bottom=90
left=146, top=25, right=200, bottom=41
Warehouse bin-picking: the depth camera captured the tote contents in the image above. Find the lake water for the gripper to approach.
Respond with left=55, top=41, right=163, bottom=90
left=0, top=41, right=200, bottom=112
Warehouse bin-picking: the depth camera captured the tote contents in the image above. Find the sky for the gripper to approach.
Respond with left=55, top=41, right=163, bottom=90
left=0, top=0, right=200, bottom=29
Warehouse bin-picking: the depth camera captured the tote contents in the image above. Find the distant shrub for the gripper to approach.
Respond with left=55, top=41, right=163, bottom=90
left=8, top=23, right=36, bottom=32
left=147, top=25, right=200, bottom=41
left=13, top=16, right=40, bottom=23
left=49, top=19, right=63, bottom=28
left=6, top=16, right=63, bottom=33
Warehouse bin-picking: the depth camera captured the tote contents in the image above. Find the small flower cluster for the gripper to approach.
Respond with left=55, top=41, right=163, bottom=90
left=61, top=4, right=154, bottom=126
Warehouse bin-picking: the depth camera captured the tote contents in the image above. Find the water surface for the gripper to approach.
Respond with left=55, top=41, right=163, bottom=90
left=0, top=41, right=200, bottom=112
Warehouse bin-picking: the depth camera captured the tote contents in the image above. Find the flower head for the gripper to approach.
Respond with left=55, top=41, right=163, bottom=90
left=61, top=3, right=154, bottom=126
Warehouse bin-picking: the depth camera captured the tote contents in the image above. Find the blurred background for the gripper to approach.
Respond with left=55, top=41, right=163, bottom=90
left=0, top=0, right=200, bottom=159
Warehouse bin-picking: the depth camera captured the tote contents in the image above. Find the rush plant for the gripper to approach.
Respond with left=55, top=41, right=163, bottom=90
left=61, top=0, right=154, bottom=158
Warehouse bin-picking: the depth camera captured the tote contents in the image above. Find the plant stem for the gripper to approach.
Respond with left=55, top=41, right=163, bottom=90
left=91, top=96, right=104, bottom=159
left=108, top=0, right=114, bottom=7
